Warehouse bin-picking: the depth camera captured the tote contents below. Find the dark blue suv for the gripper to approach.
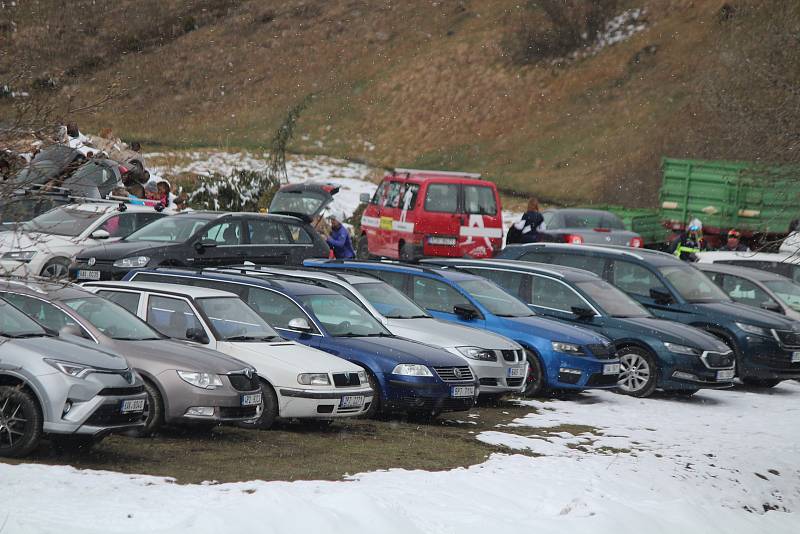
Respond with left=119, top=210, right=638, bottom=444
left=498, top=243, right=800, bottom=388
left=123, top=268, right=479, bottom=416
left=304, top=259, right=620, bottom=396
left=423, top=258, right=736, bottom=397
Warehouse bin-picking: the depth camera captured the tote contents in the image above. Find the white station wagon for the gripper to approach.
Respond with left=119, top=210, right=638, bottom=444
left=82, top=281, right=374, bottom=428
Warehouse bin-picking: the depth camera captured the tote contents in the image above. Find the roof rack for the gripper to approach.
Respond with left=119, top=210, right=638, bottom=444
left=13, top=185, right=167, bottom=212
left=391, top=168, right=482, bottom=179
left=419, top=258, right=570, bottom=279
left=305, top=258, right=450, bottom=278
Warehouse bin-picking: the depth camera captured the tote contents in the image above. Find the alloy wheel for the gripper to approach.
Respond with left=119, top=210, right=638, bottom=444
left=41, top=262, right=68, bottom=279
left=0, top=396, right=28, bottom=451
left=618, top=352, right=651, bottom=394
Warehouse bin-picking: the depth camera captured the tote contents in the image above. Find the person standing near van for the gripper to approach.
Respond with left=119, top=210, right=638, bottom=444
left=509, top=198, right=546, bottom=244
left=326, top=213, right=355, bottom=259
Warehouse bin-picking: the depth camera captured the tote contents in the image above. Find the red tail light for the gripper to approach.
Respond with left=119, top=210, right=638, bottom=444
left=565, top=234, right=584, bottom=245
left=629, top=237, right=643, bottom=248
left=592, top=227, right=611, bottom=232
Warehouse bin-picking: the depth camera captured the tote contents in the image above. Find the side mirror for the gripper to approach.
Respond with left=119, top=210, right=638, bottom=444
left=649, top=288, right=674, bottom=305
left=59, top=325, right=90, bottom=339
left=571, top=306, right=596, bottom=320
left=90, top=229, right=110, bottom=240
left=453, top=304, right=479, bottom=320
left=287, top=317, right=313, bottom=333
left=185, top=327, right=210, bottom=344
left=760, top=301, right=784, bottom=314
left=359, top=193, right=371, bottom=204
left=194, top=239, right=218, bottom=252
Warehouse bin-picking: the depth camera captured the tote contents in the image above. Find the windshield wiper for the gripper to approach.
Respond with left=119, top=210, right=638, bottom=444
left=360, top=332, right=393, bottom=337
left=390, top=315, right=430, bottom=319
left=2, top=332, right=47, bottom=338
left=223, top=335, right=279, bottom=342
left=113, top=336, right=161, bottom=341
left=495, top=313, right=533, bottom=318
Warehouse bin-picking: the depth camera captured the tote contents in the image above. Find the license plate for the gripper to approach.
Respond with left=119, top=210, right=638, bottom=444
left=507, top=367, right=525, bottom=377
left=77, top=270, right=101, bottom=280
left=603, top=363, right=621, bottom=375
left=339, top=395, right=364, bottom=408
left=793, top=352, right=800, bottom=363
left=717, top=369, right=735, bottom=381
left=451, top=386, right=475, bottom=398
left=121, top=399, right=145, bottom=413
left=241, top=393, right=262, bottom=406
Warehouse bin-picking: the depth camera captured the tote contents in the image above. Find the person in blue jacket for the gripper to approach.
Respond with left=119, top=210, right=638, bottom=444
left=326, top=213, right=355, bottom=258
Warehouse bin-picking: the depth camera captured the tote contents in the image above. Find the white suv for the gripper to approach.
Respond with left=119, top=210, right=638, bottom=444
left=0, top=202, right=168, bottom=278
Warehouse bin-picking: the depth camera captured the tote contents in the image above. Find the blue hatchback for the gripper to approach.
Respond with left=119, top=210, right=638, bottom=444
left=304, top=259, right=621, bottom=396
left=123, top=268, right=480, bottom=416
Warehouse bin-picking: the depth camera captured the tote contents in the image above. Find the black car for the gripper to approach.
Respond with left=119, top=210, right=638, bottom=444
left=69, top=211, right=330, bottom=281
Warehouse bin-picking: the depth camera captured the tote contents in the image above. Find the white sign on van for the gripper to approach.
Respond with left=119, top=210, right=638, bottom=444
left=461, top=214, right=502, bottom=250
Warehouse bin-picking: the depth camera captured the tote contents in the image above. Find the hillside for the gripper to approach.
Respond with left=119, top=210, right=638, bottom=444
left=1, top=0, right=797, bottom=206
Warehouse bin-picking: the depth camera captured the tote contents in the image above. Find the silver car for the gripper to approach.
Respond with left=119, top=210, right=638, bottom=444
left=0, top=298, right=147, bottom=457
left=699, top=263, right=800, bottom=321
left=208, top=265, right=529, bottom=396
left=0, top=279, right=263, bottom=435
left=542, top=209, right=643, bottom=247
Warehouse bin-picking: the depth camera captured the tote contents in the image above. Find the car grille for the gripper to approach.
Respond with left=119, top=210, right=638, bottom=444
left=219, top=406, right=260, bottom=419
left=85, top=403, right=144, bottom=426
left=587, top=344, right=615, bottom=359
left=500, top=350, right=520, bottom=362
left=433, top=366, right=474, bottom=382
left=332, top=373, right=361, bottom=387
left=227, top=372, right=260, bottom=392
left=392, top=396, right=475, bottom=413
left=479, top=378, right=498, bottom=386
left=97, top=385, right=145, bottom=396
left=772, top=329, right=800, bottom=348
left=702, top=351, right=734, bottom=368
left=586, top=374, right=619, bottom=387
left=506, top=378, right=524, bottom=387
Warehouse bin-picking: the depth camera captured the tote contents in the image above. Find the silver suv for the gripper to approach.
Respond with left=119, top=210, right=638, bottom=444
left=0, top=279, right=263, bottom=435
left=0, top=299, right=147, bottom=457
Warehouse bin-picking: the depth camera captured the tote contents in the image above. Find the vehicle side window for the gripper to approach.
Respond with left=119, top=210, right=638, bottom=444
left=612, top=261, right=668, bottom=297
left=720, top=275, right=778, bottom=308
left=1, top=293, right=86, bottom=335
left=243, top=287, right=318, bottom=333
left=520, top=251, right=548, bottom=263
left=530, top=276, right=585, bottom=312
left=464, top=268, right=526, bottom=300
left=385, top=181, right=404, bottom=208
left=247, top=220, right=292, bottom=245
left=99, top=213, right=138, bottom=238
left=367, top=270, right=412, bottom=293
left=95, top=290, right=140, bottom=314
left=399, top=184, right=419, bottom=212
left=201, top=221, right=243, bottom=245
left=288, top=225, right=313, bottom=244
left=549, top=253, right=607, bottom=276
left=133, top=213, right=164, bottom=232
left=411, top=276, right=471, bottom=313
left=463, top=185, right=497, bottom=216
left=424, top=183, right=459, bottom=213
left=147, top=295, right=203, bottom=340
left=371, top=181, right=390, bottom=205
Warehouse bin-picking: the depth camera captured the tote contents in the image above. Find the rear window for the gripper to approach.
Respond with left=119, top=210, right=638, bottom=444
left=562, top=211, right=625, bottom=230
left=463, top=185, right=497, bottom=216
left=424, top=183, right=459, bottom=213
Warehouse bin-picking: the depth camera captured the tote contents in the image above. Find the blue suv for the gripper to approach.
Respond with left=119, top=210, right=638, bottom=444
left=123, top=268, right=479, bottom=416
left=304, top=259, right=621, bottom=396
left=423, top=258, right=736, bottom=397
left=498, top=243, right=800, bottom=387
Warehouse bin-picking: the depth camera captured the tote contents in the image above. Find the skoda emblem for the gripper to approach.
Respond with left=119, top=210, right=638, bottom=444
left=87, top=257, right=96, bottom=266
left=605, top=236, right=612, bottom=242
left=453, top=368, right=463, bottom=379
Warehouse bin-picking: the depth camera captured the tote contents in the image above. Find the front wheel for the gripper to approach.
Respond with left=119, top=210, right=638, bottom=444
left=127, top=380, right=163, bottom=437
left=238, top=380, right=279, bottom=430
left=616, top=347, right=658, bottom=398
left=0, top=385, right=43, bottom=458
left=741, top=378, right=783, bottom=388
left=40, top=258, right=70, bottom=279
left=362, top=370, right=382, bottom=418
left=522, top=349, right=550, bottom=397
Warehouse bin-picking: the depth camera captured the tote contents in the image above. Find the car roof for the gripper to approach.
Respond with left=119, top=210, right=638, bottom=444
left=504, top=243, right=679, bottom=265
left=423, top=258, right=601, bottom=282
left=214, top=265, right=382, bottom=286
left=169, top=211, right=304, bottom=223
left=696, top=263, right=794, bottom=282
left=696, top=251, right=800, bottom=264
left=313, top=260, right=480, bottom=282
left=543, top=208, right=617, bottom=216
left=385, top=168, right=487, bottom=184
left=61, top=202, right=168, bottom=215
left=0, top=277, right=97, bottom=300
left=139, top=268, right=341, bottom=297
left=277, top=183, right=339, bottom=196
left=84, top=281, right=237, bottom=299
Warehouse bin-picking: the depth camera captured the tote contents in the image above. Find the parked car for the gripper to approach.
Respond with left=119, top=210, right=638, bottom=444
left=305, top=259, right=621, bottom=396
left=1, top=189, right=73, bottom=230
left=122, top=268, right=480, bottom=416
left=69, top=211, right=330, bottom=281
left=82, top=281, right=374, bottom=427
left=269, top=183, right=340, bottom=221
left=498, top=243, right=800, bottom=387
left=208, top=265, right=528, bottom=396
left=540, top=209, right=643, bottom=247
left=0, top=279, right=262, bottom=435
left=698, top=264, right=800, bottom=321
left=358, top=168, right=503, bottom=260
left=12, top=144, right=85, bottom=188
left=695, top=251, right=800, bottom=284
left=423, top=258, right=735, bottom=397
left=0, top=297, right=146, bottom=457
left=0, top=202, right=167, bottom=279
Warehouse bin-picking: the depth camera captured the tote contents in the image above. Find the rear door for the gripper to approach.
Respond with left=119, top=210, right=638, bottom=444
left=245, top=218, right=297, bottom=265
left=420, top=182, right=462, bottom=257
left=460, top=183, right=502, bottom=257
left=192, top=219, right=248, bottom=267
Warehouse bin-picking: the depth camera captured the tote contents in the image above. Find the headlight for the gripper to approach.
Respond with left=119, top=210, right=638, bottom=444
left=663, top=342, right=701, bottom=356
left=113, top=256, right=150, bottom=268
left=2, top=250, right=36, bottom=262
left=297, top=373, right=331, bottom=385
left=45, top=359, right=94, bottom=378
left=735, top=322, right=770, bottom=337
left=357, top=371, right=367, bottom=384
left=176, top=370, right=223, bottom=389
left=457, top=346, right=497, bottom=361
left=551, top=341, right=585, bottom=355
left=392, top=364, right=433, bottom=376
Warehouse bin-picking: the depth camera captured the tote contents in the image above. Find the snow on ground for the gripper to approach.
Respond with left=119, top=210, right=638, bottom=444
left=2, top=383, right=799, bottom=533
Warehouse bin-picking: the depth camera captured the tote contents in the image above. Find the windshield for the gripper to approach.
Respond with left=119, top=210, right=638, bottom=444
left=22, top=207, right=101, bottom=236
left=64, top=297, right=162, bottom=340
left=353, top=281, right=431, bottom=319
left=659, top=265, right=730, bottom=303
left=299, top=293, right=391, bottom=337
left=0, top=197, right=65, bottom=224
left=269, top=190, right=328, bottom=216
left=125, top=217, right=208, bottom=243
left=459, top=279, right=533, bottom=317
left=763, top=280, right=800, bottom=312
left=0, top=299, right=47, bottom=337
left=196, top=297, right=279, bottom=341
left=575, top=280, right=651, bottom=318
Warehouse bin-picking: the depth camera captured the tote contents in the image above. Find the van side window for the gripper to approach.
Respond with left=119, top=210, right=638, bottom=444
left=424, top=183, right=459, bottom=213
left=411, top=276, right=471, bottom=313
left=370, top=181, right=388, bottom=205
left=385, top=181, right=404, bottom=208
left=399, top=184, right=419, bottom=212
left=463, top=185, right=497, bottom=216
left=612, top=261, right=668, bottom=297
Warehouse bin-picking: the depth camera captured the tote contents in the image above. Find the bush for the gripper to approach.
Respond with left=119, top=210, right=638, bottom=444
left=189, top=170, right=279, bottom=212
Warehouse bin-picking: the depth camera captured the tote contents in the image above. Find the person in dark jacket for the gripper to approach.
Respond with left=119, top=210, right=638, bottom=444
left=508, top=198, right=546, bottom=244
left=326, top=214, right=355, bottom=259
left=718, top=229, right=750, bottom=252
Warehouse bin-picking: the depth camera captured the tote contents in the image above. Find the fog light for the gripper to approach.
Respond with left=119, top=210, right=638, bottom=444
left=672, top=371, right=699, bottom=382
left=185, top=406, right=215, bottom=417
left=62, top=401, right=72, bottom=416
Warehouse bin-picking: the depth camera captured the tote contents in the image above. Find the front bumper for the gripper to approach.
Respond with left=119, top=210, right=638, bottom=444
left=383, top=374, right=479, bottom=413
left=657, top=350, right=735, bottom=390
left=277, top=386, right=374, bottom=418
left=158, top=372, right=262, bottom=425
left=449, top=348, right=528, bottom=394
left=545, top=353, right=621, bottom=390
left=43, top=390, right=148, bottom=436
left=0, top=259, right=36, bottom=277
left=739, top=336, right=800, bottom=380
left=69, top=260, right=129, bottom=281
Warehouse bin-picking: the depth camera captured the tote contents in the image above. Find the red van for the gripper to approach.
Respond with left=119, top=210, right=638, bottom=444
left=358, top=169, right=504, bottom=260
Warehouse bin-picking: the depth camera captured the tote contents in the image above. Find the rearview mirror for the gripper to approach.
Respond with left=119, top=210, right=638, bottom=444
left=194, top=239, right=218, bottom=252
left=90, top=229, right=110, bottom=240
left=760, top=301, right=784, bottom=314
left=185, top=327, right=210, bottom=344
left=571, top=306, right=596, bottom=320
left=649, top=288, right=674, bottom=305
left=287, top=317, right=312, bottom=333
left=359, top=193, right=371, bottom=204
left=453, top=304, right=478, bottom=320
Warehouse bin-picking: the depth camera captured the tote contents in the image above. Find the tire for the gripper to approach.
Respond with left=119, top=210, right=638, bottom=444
left=616, top=347, right=659, bottom=398
left=741, top=378, right=783, bottom=388
left=0, top=385, right=43, bottom=458
left=127, top=379, right=164, bottom=437
left=399, top=242, right=416, bottom=262
left=40, top=258, right=70, bottom=279
left=362, top=370, right=382, bottom=418
left=356, top=235, right=371, bottom=259
left=522, top=349, right=550, bottom=398
left=238, top=380, right=279, bottom=430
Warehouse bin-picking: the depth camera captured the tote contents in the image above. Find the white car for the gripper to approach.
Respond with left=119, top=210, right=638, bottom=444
left=82, top=281, right=374, bottom=428
left=0, top=202, right=168, bottom=278
left=695, top=251, right=800, bottom=284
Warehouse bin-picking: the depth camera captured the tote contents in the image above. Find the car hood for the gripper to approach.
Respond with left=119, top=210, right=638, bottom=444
left=329, top=336, right=467, bottom=367
left=0, top=230, right=79, bottom=252
left=77, top=240, right=180, bottom=260
left=693, top=301, right=800, bottom=330
left=216, top=340, right=362, bottom=374
left=6, top=335, right=128, bottom=370
left=114, top=339, right=249, bottom=373
left=616, top=317, right=731, bottom=352
left=501, top=315, right=611, bottom=345
left=386, top=318, right=521, bottom=351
